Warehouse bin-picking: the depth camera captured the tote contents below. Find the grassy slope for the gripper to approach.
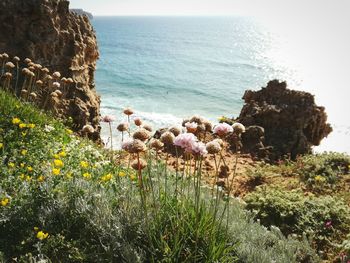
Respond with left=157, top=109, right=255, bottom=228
left=0, top=91, right=318, bottom=262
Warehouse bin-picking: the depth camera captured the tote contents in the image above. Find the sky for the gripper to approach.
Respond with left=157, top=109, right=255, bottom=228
left=69, top=0, right=349, bottom=17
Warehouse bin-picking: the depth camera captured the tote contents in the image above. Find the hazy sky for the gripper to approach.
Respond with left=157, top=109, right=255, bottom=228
left=69, top=0, right=349, bottom=17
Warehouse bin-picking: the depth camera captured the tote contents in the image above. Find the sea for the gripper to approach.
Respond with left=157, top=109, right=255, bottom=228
left=92, top=16, right=350, bottom=153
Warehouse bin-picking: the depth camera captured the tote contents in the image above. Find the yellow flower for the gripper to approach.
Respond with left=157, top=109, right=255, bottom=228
left=66, top=129, right=73, bottom=135
left=53, top=154, right=60, bottom=159
left=25, top=176, right=32, bottom=182
left=118, top=171, right=126, bottom=177
left=28, top=124, right=36, bottom=129
left=130, top=174, right=137, bottom=181
left=218, top=116, right=225, bottom=122
left=8, top=162, right=15, bottom=168
left=53, top=159, right=64, bottom=168
left=52, top=168, right=60, bottom=175
left=36, top=231, right=49, bottom=240
left=80, top=161, right=89, bottom=168
left=12, top=118, right=21, bottom=125
left=34, top=227, right=39, bottom=231
left=1, top=198, right=9, bottom=207
left=21, top=149, right=27, bottom=156
left=20, top=163, right=25, bottom=168
left=21, top=132, right=27, bottom=137
left=315, top=175, right=326, bottom=183
left=101, top=173, right=113, bottom=182
left=0, top=142, right=3, bottom=149
left=83, top=172, right=91, bottom=179
left=27, top=166, right=33, bottom=172
left=19, top=123, right=27, bottom=129
left=37, top=175, right=45, bottom=182
left=20, top=174, right=25, bottom=180
left=58, top=151, right=66, bottom=158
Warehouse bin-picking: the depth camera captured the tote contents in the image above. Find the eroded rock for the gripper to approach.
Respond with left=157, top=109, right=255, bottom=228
left=238, top=80, right=332, bottom=160
left=0, top=0, right=100, bottom=139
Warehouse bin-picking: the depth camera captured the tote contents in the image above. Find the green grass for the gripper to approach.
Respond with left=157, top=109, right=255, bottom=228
left=0, top=90, right=318, bottom=262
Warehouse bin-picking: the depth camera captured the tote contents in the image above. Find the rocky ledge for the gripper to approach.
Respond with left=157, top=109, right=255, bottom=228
left=0, top=0, right=100, bottom=140
left=237, top=80, right=332, bottom=161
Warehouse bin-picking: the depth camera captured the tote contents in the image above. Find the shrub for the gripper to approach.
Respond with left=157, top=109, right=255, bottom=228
left=296, top=153, right=350, bottom=188
left=245, top=186, right=350, bottom=254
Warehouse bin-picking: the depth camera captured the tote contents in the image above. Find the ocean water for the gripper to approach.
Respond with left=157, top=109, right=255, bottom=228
left=92, top=16, right=350, bottom=153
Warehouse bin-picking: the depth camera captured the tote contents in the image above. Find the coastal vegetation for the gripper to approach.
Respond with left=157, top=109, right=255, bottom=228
left=0, top=54, right=349, bottom=263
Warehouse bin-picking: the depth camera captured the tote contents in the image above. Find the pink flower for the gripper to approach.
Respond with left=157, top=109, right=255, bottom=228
left=213, top=123, right=233, bottom=137
left=191, top=141, right=207, bottom=156
left=102, top=115, right=115, bottom=123
left=174, top=133, right=198, bottom=152
left=325, top=221, right=332, bottom=228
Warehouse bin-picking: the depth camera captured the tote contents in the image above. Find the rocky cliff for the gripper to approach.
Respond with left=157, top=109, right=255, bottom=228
left=0, top=0, right=100, bottom=140
left=238, top=80, right=332, bottom=161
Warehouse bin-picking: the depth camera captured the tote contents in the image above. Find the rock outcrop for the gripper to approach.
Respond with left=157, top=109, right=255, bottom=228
left=238, top=80, right=332, bottom=161
left=0, top=0, right=100, bottom=140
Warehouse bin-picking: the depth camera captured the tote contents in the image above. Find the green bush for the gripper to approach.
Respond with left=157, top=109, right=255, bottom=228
left=296, top=153, right=350, bottom=188
left=244, top=186, right=350, bottom=253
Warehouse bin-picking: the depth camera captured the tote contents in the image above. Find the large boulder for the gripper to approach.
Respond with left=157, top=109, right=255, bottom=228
left=0, top=0, right=100, bottom=140
left=238, top=80, right=332, bottom=160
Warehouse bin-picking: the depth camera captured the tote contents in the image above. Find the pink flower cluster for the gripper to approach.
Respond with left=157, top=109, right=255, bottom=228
left=174, top=133, right=207, bottom=156
left=102, top=115, right=115, bottom=123
left=213, top=123, right=233, bottom=137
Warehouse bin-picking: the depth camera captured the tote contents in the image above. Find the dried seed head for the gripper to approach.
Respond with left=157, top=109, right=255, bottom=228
left=29, top=92, right=37, bottom=100
left=50, top=91, right=58, bottom=97
left=127, top=139, right=147, bottom=154
left=54, top=90, right=63, bottom=97
left=190, top=115, right=205, bottom=124
left=45, top=75, right=53, bottom=81
left=35, top=64, right=42, bottom=70
left=213, top=138, right=224, bottom=147
left=22, top=68, right=30, bottom=74
left=28, top=66, right=35, bottom=72
left=5, top=62, right=15, bottom=69
left=2, top=53, right=9, bottom=59
left=149, top=139, right=164, bottom=151
left=206, top=141, right=222, bottom=155
left=53, top=72, right=61, bottom=79
left=143, top=123, right=153, bottom=132
left=82, top=124, right=95, bottom=134
left=132, top=128, right=150, bottom=141
left=160, top=131, right=175, bottom=145
left=24, top=58, right=32, bottom=64
left=117, top=122, right=129, bottom=132
left=52, top=82, right=60, bottom=89
left=232, top=122, right=246, bottom=134
left=134, top=117, right=142, bottom=126
left=36, top=80, right=43, bottom=86
left=61, top=77, right=67, bottom=82
left=41, top=67, right=50, bottom=73
left=4, top=72, right=12, bottom=78
left=13, top=56, right=20, bottom=62
left=169, top=126, right=181, bottom=136
left=203, top=120, right=213, bottom=132
left=66, top=78, right=74, bottom=84
left=131, top=158, right=147, bottom=170
left=123, top=107, right=134, bottom=116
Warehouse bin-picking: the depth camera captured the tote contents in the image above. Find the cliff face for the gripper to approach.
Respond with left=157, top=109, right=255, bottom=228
left=0, top=0, right=100, bottom=140
left=238, top=80, right=332, bottom=161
